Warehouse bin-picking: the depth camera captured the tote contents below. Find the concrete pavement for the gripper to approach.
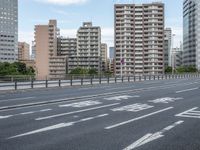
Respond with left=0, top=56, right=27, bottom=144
left=0, top=77, right=200, bottom=150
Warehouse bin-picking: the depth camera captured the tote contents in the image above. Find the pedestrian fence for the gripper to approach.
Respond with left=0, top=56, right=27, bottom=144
left=0, top=74, right=199, bottom=91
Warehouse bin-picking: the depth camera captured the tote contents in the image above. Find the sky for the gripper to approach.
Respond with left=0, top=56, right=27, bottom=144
left=18, top=0, right=183, bottom=49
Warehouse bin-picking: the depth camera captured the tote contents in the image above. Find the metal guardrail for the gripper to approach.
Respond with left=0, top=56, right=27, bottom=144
left=0, top=74, right=199, bottom=91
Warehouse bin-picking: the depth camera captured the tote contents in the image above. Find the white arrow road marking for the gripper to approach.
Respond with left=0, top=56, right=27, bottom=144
left=123, top=120, right=184, bottom=150
left=176, top=107, right=200, bottom=118
left=36, top=103, right=120, bottom=121
left=8, top=113, right=109, bottom=139
left=105, top=107, right=173, bottom=129
left=104, top=95, right=139, bottom=101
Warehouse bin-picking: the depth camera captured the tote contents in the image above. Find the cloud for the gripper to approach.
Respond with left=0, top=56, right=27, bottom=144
left=50, top=8, right=78, bottom=18
left=35, top=0, right=89, bottom=5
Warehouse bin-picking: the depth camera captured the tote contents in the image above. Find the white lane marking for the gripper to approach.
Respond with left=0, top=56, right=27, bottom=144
left=0, top=109, right=52, bottom=120
left=8, top=123, right=73, bottom=139
left=20, top=111, right=34, bottom=115
left=39, top=109, right=52, bottom=112
left=59, top=100, right=102, bottom=108
left=175, top=107, right=200, bottom=119
left=104, top=95, right=139, bottom=101
left=105, top=107, right=173, bottom=130
left=111, top=103, right=153, bottom=112
left=123, top=120, right=184, bottom=150
left=0, top=97, right=35, bottom=103
left=149, top=97, right=183, bottom=104
left=8, top=113, right=109, bottom=139
left=36, top=103, right=120, bottom=121
left=0, top=115, right=13, bottom=119
left=175, top=87, right=199, bottom=93
left=80, top=117, right=94, bottom=121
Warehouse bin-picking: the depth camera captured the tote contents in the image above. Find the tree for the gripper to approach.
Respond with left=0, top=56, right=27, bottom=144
left=0, top=62, right=35, bottom=76
left=88, top=68, right=98, bottom=75
left=165, top=66, right=172, bottom=73
left=70, top=67, right=88, bottom=75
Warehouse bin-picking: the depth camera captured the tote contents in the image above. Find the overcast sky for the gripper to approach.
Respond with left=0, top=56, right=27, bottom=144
left=19, top=0, right=183, bottom=48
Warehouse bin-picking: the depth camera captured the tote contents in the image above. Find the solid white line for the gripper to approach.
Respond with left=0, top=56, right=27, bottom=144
left=0, top=115, right=13, bottom=119
left=8, top=123, right=74, bottom=139
left=35, top=103, right=119, bottom=121
left=175, top=87, right=199, bottom=93
left=105, top=107, right=173, bottom=129
left=0, top=97, right=35, bottom=103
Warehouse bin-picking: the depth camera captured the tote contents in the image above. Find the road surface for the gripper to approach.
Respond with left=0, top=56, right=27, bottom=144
left=0, top=77, right=200, bottom=150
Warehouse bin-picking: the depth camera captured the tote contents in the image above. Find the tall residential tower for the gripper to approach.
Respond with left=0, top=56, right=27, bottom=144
left=114, top=2, right=164, bottom=76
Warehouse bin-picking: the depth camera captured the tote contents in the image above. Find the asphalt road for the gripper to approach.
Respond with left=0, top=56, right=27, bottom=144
left=1, top=77, right=200, bottom=150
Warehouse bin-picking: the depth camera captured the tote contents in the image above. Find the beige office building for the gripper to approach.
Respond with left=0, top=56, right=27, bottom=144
left=35, top=20, right=60, bottom=80
left=115, top=2, right=164, bottom=76
left=18, top=42, right=30, bottom=61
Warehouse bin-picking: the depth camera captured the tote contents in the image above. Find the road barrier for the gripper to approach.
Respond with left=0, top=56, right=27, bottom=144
left=0, top=74, right=199, bottom=91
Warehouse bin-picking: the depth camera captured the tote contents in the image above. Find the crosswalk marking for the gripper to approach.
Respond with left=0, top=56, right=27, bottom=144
left=176, top=107, right=200, bottom=119
left=111, top=103, right=154, bottom=112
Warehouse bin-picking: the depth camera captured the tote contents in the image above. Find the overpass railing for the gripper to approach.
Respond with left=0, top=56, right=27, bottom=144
left=0, top=73, right=199, bottom=91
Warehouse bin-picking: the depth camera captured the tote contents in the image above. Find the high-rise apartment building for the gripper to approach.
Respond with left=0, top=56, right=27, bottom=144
left=57, top=37, right=77, bottom=57
left=68, top=22, right=101, bottom=73
left=114, top=2, right=164, bottom=76
left=183, top=0, right=200, bottom=70
left=164, top=28, right=172, bottom=67
left=18, top=42, right=30, bottom=60
left=101, top=43, right=108, bottom=72
left=0, top=0, right=18, bottom=62
left=35, top=20, right=62, bottom=79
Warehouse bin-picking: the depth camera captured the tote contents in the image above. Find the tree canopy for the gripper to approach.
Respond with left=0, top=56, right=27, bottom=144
left=70, top=67, right=98, bottom=75
left=165, top=66, right=198, bottom=73
left=0, top=62, right=35, bottom=76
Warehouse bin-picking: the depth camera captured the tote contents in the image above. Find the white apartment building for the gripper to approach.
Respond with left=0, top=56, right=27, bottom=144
left=68, top=22, right=101, bottom=73
left=115, top=2, right=164, bottom=76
